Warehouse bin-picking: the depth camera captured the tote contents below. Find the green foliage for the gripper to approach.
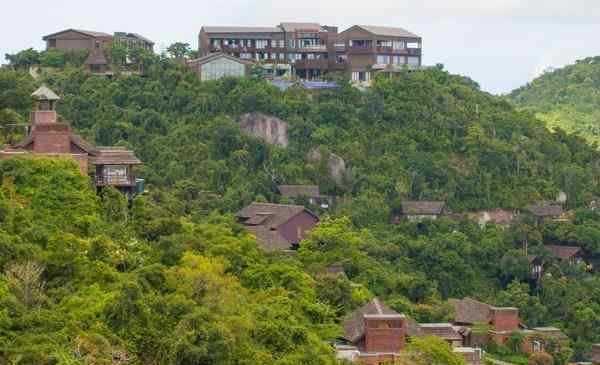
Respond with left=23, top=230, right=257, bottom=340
left=407, top=336, right=467, bottom=365
left=508, top=56, right=600, bottom=144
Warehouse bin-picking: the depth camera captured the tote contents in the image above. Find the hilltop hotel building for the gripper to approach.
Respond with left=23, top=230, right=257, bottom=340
left=198, top=23, right=422, bottom=81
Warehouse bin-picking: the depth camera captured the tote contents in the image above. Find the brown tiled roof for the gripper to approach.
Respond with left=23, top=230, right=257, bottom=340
left=354, top=25, right=420, bottom=38
left=406, top=317, right=425, bottom=337
left=342, top=298, right=399, bottom=343
left=544, top=245, right=583, bottom=260
left=244, top=226, right=290, bottom=251
left=43, top=29, right=112, bottom=40
left=32, top=85, right=60, bottom=101
left=236, top=202, right=316, bottom=230
left=70, top=135, right=95, bottom=154
left=202, top=26, right=282, bottom=33
left=531, top=327, right=567, bottom=340
left=451, top=298, right=492, bottom=325
left=401, top=201, right=445, bottom=215
left=280, top=22, right=323, bottom=32
left=528, top=205, right=564, bottom=217
left=278, top=185, right=320, bottom=198
left=91, top=147, right=141, bottom=165
left=419, top=323, right=463, bottom=341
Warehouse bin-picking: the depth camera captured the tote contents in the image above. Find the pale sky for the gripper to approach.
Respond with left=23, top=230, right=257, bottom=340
left=2, top=0, right=600, bottom=94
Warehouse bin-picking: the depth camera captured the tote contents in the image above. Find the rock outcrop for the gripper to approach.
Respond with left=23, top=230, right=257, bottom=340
left=238, top=113, right=289, bottom=148
left=307, top=147, right=347, bottom=184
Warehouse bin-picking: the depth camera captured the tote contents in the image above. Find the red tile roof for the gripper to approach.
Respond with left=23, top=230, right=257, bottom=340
left=544, top=245, right=584, bottom=260
left=278, top=185, right=320, bottom=198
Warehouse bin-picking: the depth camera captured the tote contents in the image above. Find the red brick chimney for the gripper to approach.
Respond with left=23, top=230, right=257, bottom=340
left=490, top=307, right=519, bottom=332
left=363, top=314, right=406, bottom=353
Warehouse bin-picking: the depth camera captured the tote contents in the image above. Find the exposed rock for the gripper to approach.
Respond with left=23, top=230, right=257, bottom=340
left=307, top=147, right=347, bottom=184
left=238, top=113, right=289, bottom=148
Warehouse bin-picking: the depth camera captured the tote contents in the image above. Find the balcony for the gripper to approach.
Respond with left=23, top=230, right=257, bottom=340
left=346, top=46, right=375, bottom=55
left=374, top=47, right=422, bottom=56
left=95, top=173, right=136, bottom=187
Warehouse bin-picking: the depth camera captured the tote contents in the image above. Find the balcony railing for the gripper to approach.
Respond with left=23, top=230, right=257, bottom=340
left=95, top=174, right=136, bottom=187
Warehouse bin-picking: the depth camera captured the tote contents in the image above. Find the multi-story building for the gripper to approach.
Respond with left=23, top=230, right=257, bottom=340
left=198, top=22, right=421, bottom=81
left=43, top=29, right=154, bottom=74
left=339, top=25, right=422, bottom=82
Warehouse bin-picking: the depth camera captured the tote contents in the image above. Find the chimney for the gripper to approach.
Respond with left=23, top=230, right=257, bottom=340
left=30, top=85, right=60, bottom=126
left=363, top=314, right=406, bottom=353
left=490, top=307, right=519, bottom=332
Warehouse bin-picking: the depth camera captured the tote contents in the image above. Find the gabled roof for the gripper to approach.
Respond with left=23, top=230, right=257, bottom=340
left=419, top=323, right=463, bottom=341
left=278, top=185, right=320, bottom=198
left=201, top=26, right=282, bottom=34
left=92, top=147, right=142, bottom=165
left=188, top=52, right=253, bottom=67
left=451, top=298, right=492, bottom=325
left=279, top=22, right=323, bottom=32
left=244, top=225, right=290, bottom=251
left=32, top=85, right=60, bottom=101
left=342, top=298, right=400, bottom=343
left=401, top=201, right=445, bottom=215
left=236, top=202, right=317, bottom=230
left=528, top=204, right=564, bottom=217
left=544, top=245, right=584, bottom=260
left=43, top=29, right=112, bottom=40
left=347, top=25, right=420, bottom=39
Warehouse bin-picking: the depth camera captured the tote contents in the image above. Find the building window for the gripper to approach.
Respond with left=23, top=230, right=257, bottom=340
left=376, top=55, right=390, bottom=64
left=393, top=41, right=405, bottom=50
left=407, top=42, right=421, bottom=49
left=240, top=53, right=252, bottom=59
left=393, top=55, right=406, bottom=65
left=48, top=39, right=57, bottom=48
left=407, top=56, right=420, bottom=66
left=211, top=39, right=221, bottom=48
left=352, top=71, right=371, bottom=82
left=256, top=40, right=269, bottom=49
left=95, top=41, right=101, bottom=49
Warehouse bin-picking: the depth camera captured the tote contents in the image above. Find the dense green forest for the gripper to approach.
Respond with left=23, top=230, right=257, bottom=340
left=508, top=56, right=600, bottom=144
left=1, top=49, right=600, bottom=364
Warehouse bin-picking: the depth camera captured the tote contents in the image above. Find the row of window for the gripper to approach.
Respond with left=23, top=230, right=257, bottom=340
left=236, top=52, right=328, bottom=61
left=348, top=39, right=421, bottom=49
left=212, top=39, right=286, bottom=49
left=376, top=55, right=421, bottom=66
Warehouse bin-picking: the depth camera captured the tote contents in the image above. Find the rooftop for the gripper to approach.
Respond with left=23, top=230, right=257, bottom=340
left=278, top=185, right=320, bottom=198
left=401, top=201, right=446, bottom=215
left=352, top=25, right=420, bottom=38
left=544, top=245, right=584, bottom=260
left=32, top=85, right=60, bottom=101
left=202, top=26, right=282, bottom=34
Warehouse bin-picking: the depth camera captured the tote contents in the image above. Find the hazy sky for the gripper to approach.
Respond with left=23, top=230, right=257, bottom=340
left=2, top=0, right=600, bottom=94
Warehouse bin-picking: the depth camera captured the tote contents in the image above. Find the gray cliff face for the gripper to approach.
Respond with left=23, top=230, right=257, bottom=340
left=307, top=148, right=347, bottom=184
left=238, top=113, right=289, bottom=148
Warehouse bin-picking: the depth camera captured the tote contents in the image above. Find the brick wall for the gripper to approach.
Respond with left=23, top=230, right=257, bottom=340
left=491, top=308, right=519, bottom=332
left=364, top=316, right=405, bottom=353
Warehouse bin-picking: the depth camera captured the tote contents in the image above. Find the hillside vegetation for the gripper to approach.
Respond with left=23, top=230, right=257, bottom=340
left=508, top=56, right=600, bottom=144
left=1, top=53, right=600, bottom=364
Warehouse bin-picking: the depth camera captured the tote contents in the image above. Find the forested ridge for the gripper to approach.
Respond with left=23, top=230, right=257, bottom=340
left=1, top=51, right=600, bottom=364
left=508, top=56, right=600, bottom=144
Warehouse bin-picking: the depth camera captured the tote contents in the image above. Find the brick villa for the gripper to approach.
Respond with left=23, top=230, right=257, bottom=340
left=0, top=86, right=142, bottom=197
left=236, top=202, right=318, bottom=251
